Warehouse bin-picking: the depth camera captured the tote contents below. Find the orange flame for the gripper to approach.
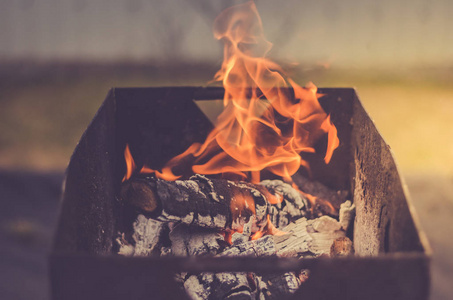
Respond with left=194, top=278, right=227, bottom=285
left=144, top=1, right=338, bottom=183
left=230, top=191, right=256, bottom=223
left=251, top=216, right=287, bottom=241
left=122, top=1, right=340, bottom=238
left=122, top=144, right=136, bottom=182
left=292, top=182, right=336, bottom=216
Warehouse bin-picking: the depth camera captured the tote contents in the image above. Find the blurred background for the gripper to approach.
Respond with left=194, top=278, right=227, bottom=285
left=0, top=0, right=452, bottom=299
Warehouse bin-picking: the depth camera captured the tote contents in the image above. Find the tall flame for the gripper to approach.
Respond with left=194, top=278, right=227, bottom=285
left=150, top=1, right=338, bottom=183
left=122, top=1, right=341, bottom=242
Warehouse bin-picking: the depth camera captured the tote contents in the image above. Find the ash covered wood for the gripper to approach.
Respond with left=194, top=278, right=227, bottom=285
left=117, top=214, right=166, bottom=257
left=274, top=201, right=355, bottom=257
left=121, top=175, right=311, bottom=231
left=256, top=272, right=302, bottom=299
left=168, top=223, right=224, bottom=257
left=260, top=180, right=309, bottom=228
left=183, top=235, right=275, bottom=300
left=118, top=175, right=355, bottom=300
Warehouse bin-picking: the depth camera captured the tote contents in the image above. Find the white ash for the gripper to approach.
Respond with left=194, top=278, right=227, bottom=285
left=133, top=215, right=165, bottom=256
left=274, top=205, right=354, bottom=257
left=257, top=272, right=302, bottom=298
left=175, top=178, right=202, bottom=195
left=231, top=216, right=254, bottom=245
left=117, top=214, right=165, bottom=257
left=184, top=272, right=251, bottom=300
left=220, top=235, right=276, bottom=257
left=169, top=223, right=224, bottom=256
left=339, top=200, right=355, bottom=231
left=157, top=210, right=191, bottom=223
left=118, top=177, right=356, bottom=300
left=190, top=174, right=224, bottom=203
left=274, top=218, right=312, bottom=257
left=311, top=215, right=342, bottom=232
left=116, top=233, right=135, bottom=256
left=183, top=273, right=214, bottom=300
left=196, top=214, right=227, bottom=229
left=184, top=235, right=277, bottom=300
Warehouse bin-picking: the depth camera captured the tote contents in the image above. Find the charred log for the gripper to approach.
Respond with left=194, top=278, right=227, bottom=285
left=183, top=235, right=275, bottom=300
left=256, top=272, right=302, bottom=299
left=260, top=180, right=309, bottom=228
left=121, top=175, right=310, bottom=231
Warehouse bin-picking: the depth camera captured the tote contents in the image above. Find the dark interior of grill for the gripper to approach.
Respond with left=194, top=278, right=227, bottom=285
left=51, top=86, right=429, bottom=300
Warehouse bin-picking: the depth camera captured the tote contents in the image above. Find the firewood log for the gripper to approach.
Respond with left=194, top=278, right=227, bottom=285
left=183, top=235, right=303, bottom=300
left=260, top=179, right=309, bottom=228
left=121, top=175, right=310, bottom=231
left=256, top=272, right=302, bottom=299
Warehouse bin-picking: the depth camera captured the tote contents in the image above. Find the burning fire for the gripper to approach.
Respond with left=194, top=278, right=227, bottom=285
left=123, top=1, right=339, bottom=241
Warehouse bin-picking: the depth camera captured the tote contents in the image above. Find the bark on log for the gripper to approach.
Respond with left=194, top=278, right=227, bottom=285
left=121, top=175, right=310, bottom=231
